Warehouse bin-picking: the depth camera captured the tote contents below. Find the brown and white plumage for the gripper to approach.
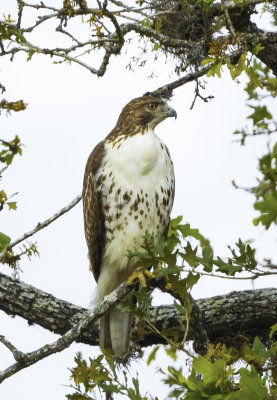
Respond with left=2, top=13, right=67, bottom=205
left=83, top=95, right=176, bottom=360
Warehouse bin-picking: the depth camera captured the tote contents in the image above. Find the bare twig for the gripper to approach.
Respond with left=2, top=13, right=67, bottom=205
left=0, top=282, right=131, bottom=383
left=1, top=0, right=275, bottom=79
left=145, top=65, right=212, bottom=99
left=0, top=335, right=26, bottom=362
left=221, top=0, right=239, bottom=42
left=262, top=259, right=277, bottom=270
left=190, top=79, right=214, bottom=110
left=182, top=268, right=277, bottom=280
left=0, top=194, right=81, bottom=262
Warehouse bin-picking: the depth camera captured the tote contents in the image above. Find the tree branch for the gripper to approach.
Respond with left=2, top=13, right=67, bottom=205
left=0, top=281, right=131, bottom=383
left=0, top=271, right=276, bottom=351
left=0, top=335, right=26, bottom=362
left=228, top=12, right=277, bottom=76
left=0, top=194, right=81, bottom=261
left=145, top=65, right=212, bottom=99
left=244, top=29, right=277, bottom=76
left=1, top=0, right=277, bottom=78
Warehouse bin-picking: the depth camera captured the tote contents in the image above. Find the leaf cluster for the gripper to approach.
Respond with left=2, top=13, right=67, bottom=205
left=253, top=143, right=277, bottom=229
left=0, top=18, right=26, bottom=45
left=0, top=96, right=38, bottom=271
left=165, top=334, right=277, bottom=400
left=120, top=217, right=271, bottom=365
left=128, top=216, right=259, bottom=281
left=0, top=99, right=27, bottom=114
left=229, top=58, right=277, bottom=230
left=0, top=236, right=39, bottom=272
left=234, top=59, right=276, bottom=145
left=68, top=331, right=277, bottom=400
left=202, top=42, right=277, bottom=233
left=0, top=136, right=23, bottom=266
left=65, top=212, right=277, bottom=399
left=67, top=353, right=148, bottom=400
left=0, top=135, right=22, bottom=173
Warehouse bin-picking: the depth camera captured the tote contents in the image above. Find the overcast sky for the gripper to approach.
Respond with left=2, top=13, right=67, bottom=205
left=0, top=1, right=276, bottom=399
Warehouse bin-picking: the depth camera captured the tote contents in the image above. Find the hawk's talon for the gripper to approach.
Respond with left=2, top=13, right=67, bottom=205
left=127, top=265, right=154, bottom=287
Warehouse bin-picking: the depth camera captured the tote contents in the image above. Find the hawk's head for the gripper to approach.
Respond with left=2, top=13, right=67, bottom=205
left=115, top=96, right=177, bottom=133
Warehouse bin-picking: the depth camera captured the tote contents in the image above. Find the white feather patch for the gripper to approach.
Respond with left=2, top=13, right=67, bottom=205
left=96, top=129, right=174, bottom=299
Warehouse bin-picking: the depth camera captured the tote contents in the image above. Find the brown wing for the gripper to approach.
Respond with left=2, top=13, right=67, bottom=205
left=163, top=143, right=175, bottom=237
left=82, top=141, right=105, bottom=282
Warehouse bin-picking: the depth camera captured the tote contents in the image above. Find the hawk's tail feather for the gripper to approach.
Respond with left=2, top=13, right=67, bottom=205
left=109, top=308, right=132, bottom=361
left=99, top=308, right=133, bottom=361
left=99, top=314, right=112, bottom=350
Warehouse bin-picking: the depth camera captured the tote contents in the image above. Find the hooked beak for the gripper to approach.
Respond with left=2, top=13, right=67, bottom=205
left=166, top=105, right=177, bottom=119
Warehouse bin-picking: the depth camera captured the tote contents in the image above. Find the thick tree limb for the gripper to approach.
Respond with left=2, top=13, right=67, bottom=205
left=244, top=29, right=277, bottom=76
left=0, top=272, right=276, bottom=350
left=229, top=12, right=277, bottom=76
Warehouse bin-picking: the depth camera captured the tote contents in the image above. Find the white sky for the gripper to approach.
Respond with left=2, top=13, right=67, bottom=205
left=0, top=1, right=277, bottom=399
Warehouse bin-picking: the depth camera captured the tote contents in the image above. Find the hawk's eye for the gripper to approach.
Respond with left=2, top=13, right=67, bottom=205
left=148, top=103, right=156, bottom=111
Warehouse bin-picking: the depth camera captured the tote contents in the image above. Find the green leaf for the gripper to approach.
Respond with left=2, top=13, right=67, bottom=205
left=147, top=346, right=159, bottom=365
left=140, top=19, right=151, bottom=28
left=167, top=276, right=192, bottom=304
left=242, top=337, right=269, bottom=370
left=5, top=153, right=14, bottom=165
left=168, top=216, right=183, bottom=236
left=206, top=61, right=222, bottom=78
left=186, top=271, right=200, bottom=290
left=0, top=232, right=11, bottom=252
left=157, top=264, right=181, bottom=276
left=247, top=105, right=272, bottom=125
left=177, top=223, right=210, bottom=248
left=153, top=43, right=161, bottom=51
left=185, top=392, right=203, bottom=400
left=132, top=376, right=140, bottom=394
left=269, top=323, right=277, bottom=339
left=154, top=17, right=162, bottom=33
left=227, top=53, right=247, bottom=79
left=165, top=346, right=177, bottom=362
left=227, top=366, right=269, bottom=400
left=180, top=243, right=198, bottom=267
left=227, top=239, right=257, bottom=271
left=253, top=192, right=277, bottom=229
left=7, top=201, right=17, bottom=210
left=99, top=383, right=121, bottom=394
left=0, top=190, right=7, bottom=202
left=66, top=393, right=91, bottom=400
left=193, top=355, right=226, bottom=389
left=201, top=56, right=217, bottom=66
left=27, top=49, right=35, bottom=61
left=252, top=43, right=264, bottom=55
left=253, top=337, right=269, bottom=359
left=166, top=366, right=187, bottom=386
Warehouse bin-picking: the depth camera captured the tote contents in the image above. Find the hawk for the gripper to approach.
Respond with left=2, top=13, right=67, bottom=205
left=83, top=95, right=176, bottom=360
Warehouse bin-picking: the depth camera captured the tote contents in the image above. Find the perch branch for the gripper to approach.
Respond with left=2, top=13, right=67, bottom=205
left=0, top=271, right=276, bottom=350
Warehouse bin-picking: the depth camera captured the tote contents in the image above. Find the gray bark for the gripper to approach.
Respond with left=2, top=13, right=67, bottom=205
left=228, top=6, right=277, bottom=76
left=0, top=272, right=276, bottom=348
left=240, top=28, right=277, bottom=76
left=0, top=282, right=131, bottom=383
